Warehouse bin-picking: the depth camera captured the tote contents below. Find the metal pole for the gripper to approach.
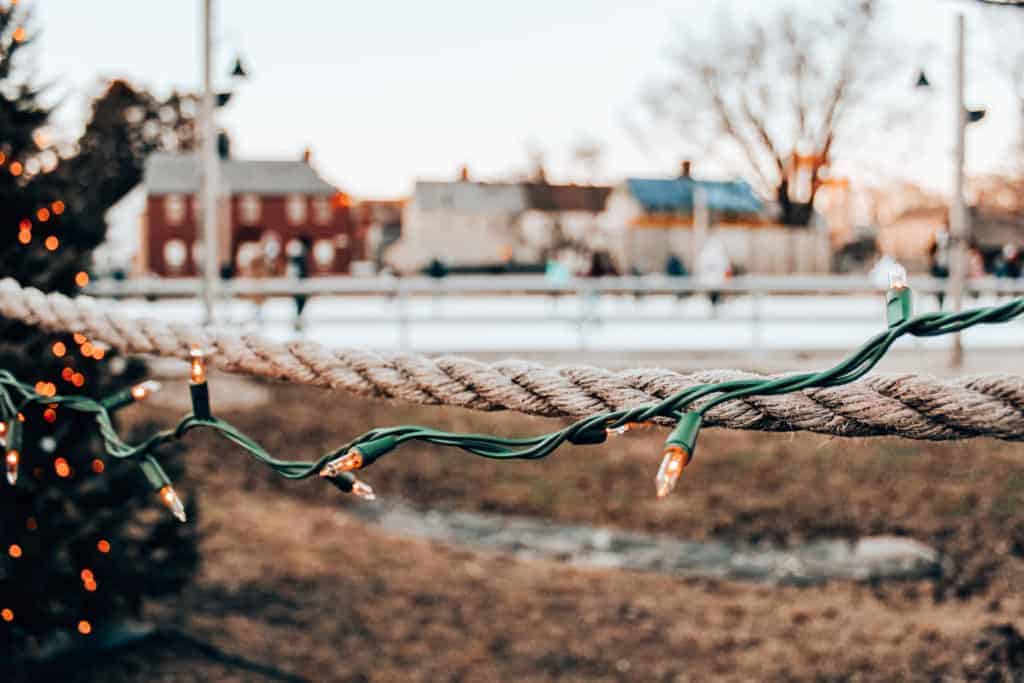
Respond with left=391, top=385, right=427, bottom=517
left=199, top=0, right=220, bottom=324
left=947, top=14, right=968, bottom=368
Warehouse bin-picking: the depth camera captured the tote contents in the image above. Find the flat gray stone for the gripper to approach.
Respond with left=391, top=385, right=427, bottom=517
left=343, top=499, right=944, bottom=586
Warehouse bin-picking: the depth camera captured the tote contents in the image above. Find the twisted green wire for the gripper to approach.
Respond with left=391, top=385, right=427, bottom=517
left=0, top=295, right=1020, bottom=505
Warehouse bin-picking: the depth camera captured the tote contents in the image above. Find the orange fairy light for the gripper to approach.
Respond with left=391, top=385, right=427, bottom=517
left=12, top=27, right=26, bottom=42
left=42, top=407, right=56, bottom=423
left=80, top=569, right=94, bottom=583
left=91, top=458, right=104, bottom=473
left=34, top=381, right=47, bottom=394
left=84, top=580, right=97, bottom=592
left=0, top=151, right=6, bottom=165
left=17, top=230, right=30, bottom=245
left=189, top=347, right=208, bottom=384
left=26, top=517, right=37, bottom=531
left=80, top=342, right=94, bottom=357
left=72, top=373, right=85, bottom=388
left=77, top=620, right=92, bottom=635
left=18, top=218, right=30, bottom=231
left=54, top=457, right=71, bottom=478
left=73, top=333, right=87, bottom=344
left=74, top=271, right=89, bottom=287
left=36, top=208, right=50, bottom=222
left=52, top=341, right=66, bottom=357
left=1, top=609, right=13, bottom=623
left=51, top=200, right=65, bottom=215
left=92, top=347, right=106, bottom=360
left=61, top=367, right=74, bottom=381
left=96, top=539, right=110, bottom=553
left=44, top=236, right=58, bottom=251
left=9, top=161, right=22, bottom=176
left=8, top=544, right=22, bottom=559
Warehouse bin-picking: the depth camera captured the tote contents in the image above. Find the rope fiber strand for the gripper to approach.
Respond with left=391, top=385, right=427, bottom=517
left=2, top=276, right=1024, bottom=512
left=1, top=277, right=1023, bottom=443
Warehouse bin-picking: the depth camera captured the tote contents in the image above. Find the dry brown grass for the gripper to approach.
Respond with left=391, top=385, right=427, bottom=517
left=70, top=379, right=1024, bottom=682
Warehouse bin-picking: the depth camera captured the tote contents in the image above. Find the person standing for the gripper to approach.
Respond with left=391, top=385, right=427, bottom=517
left=286, top=237, right=311, bottom=331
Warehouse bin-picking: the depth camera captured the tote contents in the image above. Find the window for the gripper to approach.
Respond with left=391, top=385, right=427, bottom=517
left=286, top=238, right=304, bottom=259
left=164, top=194, right=186, bottom=225
left=261, top=232, right=282, bottom=261
left=286, top=194, right=307, bottom=225
left=236, top=242, right=260, bottom=272
left=239, top=194, right=261, bottom=224
left=313, top=239, right=335, bottom=269
left=163, top=239, right=187, bottom=271
left=312, top=197, right=331, bottom=225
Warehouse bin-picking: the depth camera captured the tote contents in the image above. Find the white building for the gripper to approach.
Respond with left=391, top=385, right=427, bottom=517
left=387, top=177, right=610, bottom=272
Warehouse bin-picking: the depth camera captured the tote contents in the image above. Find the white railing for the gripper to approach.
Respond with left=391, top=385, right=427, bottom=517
left=84, top=275, right=1024, bottom=352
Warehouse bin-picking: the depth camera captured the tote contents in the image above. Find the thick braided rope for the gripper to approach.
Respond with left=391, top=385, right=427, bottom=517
left=1, top=278, right=1022, bottom=441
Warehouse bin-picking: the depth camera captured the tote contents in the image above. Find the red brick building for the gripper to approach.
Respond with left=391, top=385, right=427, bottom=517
left=139, top=153, right=358, bottom=277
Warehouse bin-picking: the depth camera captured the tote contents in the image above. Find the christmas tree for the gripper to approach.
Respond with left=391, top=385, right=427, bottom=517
left=0, top=4, right=199, bottom=670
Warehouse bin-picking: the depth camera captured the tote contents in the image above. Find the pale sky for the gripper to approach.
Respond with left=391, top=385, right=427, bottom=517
left=29, top=0, right=1023, bottom=199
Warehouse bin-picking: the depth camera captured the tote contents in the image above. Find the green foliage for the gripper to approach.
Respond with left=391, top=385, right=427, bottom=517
left=0, top=4, right=198, bottom=665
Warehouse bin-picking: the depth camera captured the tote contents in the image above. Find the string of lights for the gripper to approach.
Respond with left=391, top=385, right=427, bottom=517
left=2, top=275, right=1023, bottom=523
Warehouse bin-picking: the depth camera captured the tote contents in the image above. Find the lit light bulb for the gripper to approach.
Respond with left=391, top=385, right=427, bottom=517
left=320, top=449, right=364, bottom=478
left=5, top=450, right=18, bottom=485
left=351, top=479, right=376, bottom=501
left=655, top=446, right=689, bottom=499
left=655, top=412, right=702, bottom=500
left=320, top=437, right=397, bottom=476
left=606, top=421, right=651, bottom=437
left=189, top=347, right=207, bottom=384
left=888, top=264, right=908, bottom=290
left=158, top=485, right=187, bottom=523
left=130, top=380, right=162, bottom=401
left=884, top=262, right=913, bottom=327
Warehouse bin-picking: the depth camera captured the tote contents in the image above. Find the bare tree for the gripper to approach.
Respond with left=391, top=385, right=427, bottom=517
left=980, top=3, right=1024, bottom=169
left=651, top=1, right=888, bottom=225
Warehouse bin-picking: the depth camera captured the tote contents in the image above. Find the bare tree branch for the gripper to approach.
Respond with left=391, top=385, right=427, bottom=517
left=645, top=0, right=891, bottom=225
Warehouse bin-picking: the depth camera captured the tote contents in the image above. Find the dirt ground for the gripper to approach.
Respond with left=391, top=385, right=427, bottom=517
left=69, top=378, right=1024, bottom=682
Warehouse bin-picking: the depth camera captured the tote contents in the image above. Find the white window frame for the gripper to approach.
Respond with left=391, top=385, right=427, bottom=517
left=164, top=194, right=186, bottom=225
left=239, top=193, right=261, bottom=225
left=312, top=196, right=331, bottom=226
left=163, top=238, right=187, bottom=270
left=286, top=194, right=308, bottom=225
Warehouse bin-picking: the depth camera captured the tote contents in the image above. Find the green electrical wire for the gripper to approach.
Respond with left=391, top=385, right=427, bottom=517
left=0, top=293, right=1021, bottom=520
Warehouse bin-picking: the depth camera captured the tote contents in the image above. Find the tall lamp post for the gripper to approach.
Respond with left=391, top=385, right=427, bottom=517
left=949, top=14, right=968, bottom=368
left=200, top=0, right=219, bottom=325
left=199, top=0, right=248, bottom=324
left=917, top=14, right=986, bottom=368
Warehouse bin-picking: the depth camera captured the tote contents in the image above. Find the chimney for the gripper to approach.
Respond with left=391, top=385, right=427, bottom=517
left=302, top=147, right=312, bottom=164
left=680, top=160, right=692, bottom=178
left=458, top=164, right=470, bottom=182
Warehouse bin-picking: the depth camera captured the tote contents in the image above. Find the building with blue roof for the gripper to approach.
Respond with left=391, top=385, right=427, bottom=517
left=624, top=177, right=763, bottom=217
left=600, top=163, right=830, bottom=275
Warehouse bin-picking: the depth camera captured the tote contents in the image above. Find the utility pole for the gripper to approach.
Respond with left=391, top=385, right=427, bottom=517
left=947, top=13, right=968, bottom=368
left=199, top=0, right=220, bottom=324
